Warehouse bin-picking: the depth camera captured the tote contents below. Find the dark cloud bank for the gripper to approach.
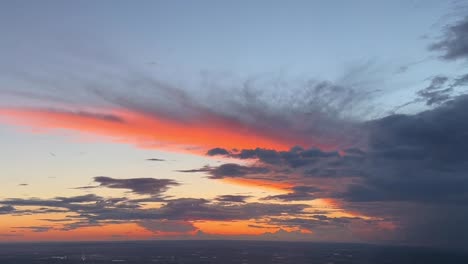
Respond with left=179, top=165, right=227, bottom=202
left=201, top=93, right=468, bottom=249
left=187, top=16, right=468, bottom=248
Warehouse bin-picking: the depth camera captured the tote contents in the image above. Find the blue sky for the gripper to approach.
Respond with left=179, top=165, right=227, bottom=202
left=0, top=0, right=456, bottom=76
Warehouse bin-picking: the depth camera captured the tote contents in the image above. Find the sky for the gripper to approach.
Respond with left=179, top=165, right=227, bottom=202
left=1, top=0, right=468, bottom=249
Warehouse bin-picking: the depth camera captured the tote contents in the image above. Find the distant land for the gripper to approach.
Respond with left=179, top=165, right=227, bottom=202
left=0, top=240, right=467, bottom=264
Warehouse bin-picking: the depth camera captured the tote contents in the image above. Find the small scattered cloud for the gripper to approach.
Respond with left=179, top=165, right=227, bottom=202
left=13, top=226, right=54, bottom=233
left=146, top=158, right=165, bottom=162
left=214, top=195, right=251, bottom=203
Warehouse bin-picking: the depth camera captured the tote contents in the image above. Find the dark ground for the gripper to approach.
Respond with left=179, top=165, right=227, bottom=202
left=0, top=240, right=466, bottom=264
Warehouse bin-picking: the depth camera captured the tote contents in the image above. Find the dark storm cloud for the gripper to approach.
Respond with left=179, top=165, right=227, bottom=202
left=343, top=95, right=468, bottom=204
left=205, top=96, right=468, bottom=206
left=92, top=176, right=179, bottom=196
left=188, top=93, right=468, bottom=247
left=430, top=16, right=468, bottom=60
left=214, top=195, right=251, bottom=203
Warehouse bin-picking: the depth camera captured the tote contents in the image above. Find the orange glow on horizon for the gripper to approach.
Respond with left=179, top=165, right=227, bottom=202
left=194, top=220, right=287, bottom=235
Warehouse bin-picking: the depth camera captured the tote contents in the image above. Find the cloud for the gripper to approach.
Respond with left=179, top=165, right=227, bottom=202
left=146, top=158, right=165, bottom=161
left=262, top=186, right=321, bottom=202
left=88, top=176, right=179, bottom=196
left=344, top=95, right=468, bottom=204
left=0, top=205, right=15, bottom=214
left=393, top=73, right=468, bottom=111
left=203, top=95, right=468, bottom=206
left=430, top=16, right=468, bottom=61
left=179, top=94, right=468, bottom=248
left=0, top=59, right=381, bottom=153
left=206, top=147, right=230, bottom=156
left=0, top=194, right=309, bottom=229
left=13, top=226, right=54, bottom=233
left=416, top=75, right=452, bottom=105
left=207, top=146, right=340, bottom=168
left=178, top=163, right=271, bottom=179
left=214, top=195, right=251, bottom=203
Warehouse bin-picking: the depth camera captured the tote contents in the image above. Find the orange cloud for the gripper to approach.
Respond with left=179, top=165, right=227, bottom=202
left=0, top=107, right=319, bottom=153
left=222, top=178, right=294, bottom=192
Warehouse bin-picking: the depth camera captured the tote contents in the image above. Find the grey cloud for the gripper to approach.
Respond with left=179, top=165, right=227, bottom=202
left=207, top=147, right=339, bottom=168
left=0, top=195, right=309, bottom=227
left=344, top=95, right=468, bottom=204
left=1, top=194, right=140, bottom=214
left=206, top=148, right=230, bottom=156
left=179, top=164, right=270, bottom=179
left=452, top=73, right=468, bottom=88
left=0, top=205, right=15, bottom=214
left=13, top=226, right=54, bottom=233
left=93, top=176, right=179, bottom=196
left=417, top=75, right=451, bottom=105
left=214, top=195, right=251, bottom=203
left=262, top=186, right=321, bottom=202
left=430, top=16, right=468, bottom=60
left=205, top=96, right=468, bottom=206
left=269, top=217, right=338, bottom=230
left=155, top=198, right=308, bottom=221
left=146, top=158, right=165, bottom=162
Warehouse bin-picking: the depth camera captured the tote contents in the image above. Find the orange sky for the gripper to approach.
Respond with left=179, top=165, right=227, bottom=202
left=0, top=106, right=375, bottom=242
left=0, top=107, right=334, bottom=153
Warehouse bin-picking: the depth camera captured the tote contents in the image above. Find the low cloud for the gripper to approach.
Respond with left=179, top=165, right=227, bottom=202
left=214, top=195, right=251, bottom=203
left=0, top=205, right=15, bottom=214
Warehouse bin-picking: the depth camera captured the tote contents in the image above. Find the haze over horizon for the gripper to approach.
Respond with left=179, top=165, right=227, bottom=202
left=2, top=0, right=468, bottom=251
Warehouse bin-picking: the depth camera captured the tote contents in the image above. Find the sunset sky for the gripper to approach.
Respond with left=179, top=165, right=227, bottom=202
left=1, top=0, right=468, bottom=249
